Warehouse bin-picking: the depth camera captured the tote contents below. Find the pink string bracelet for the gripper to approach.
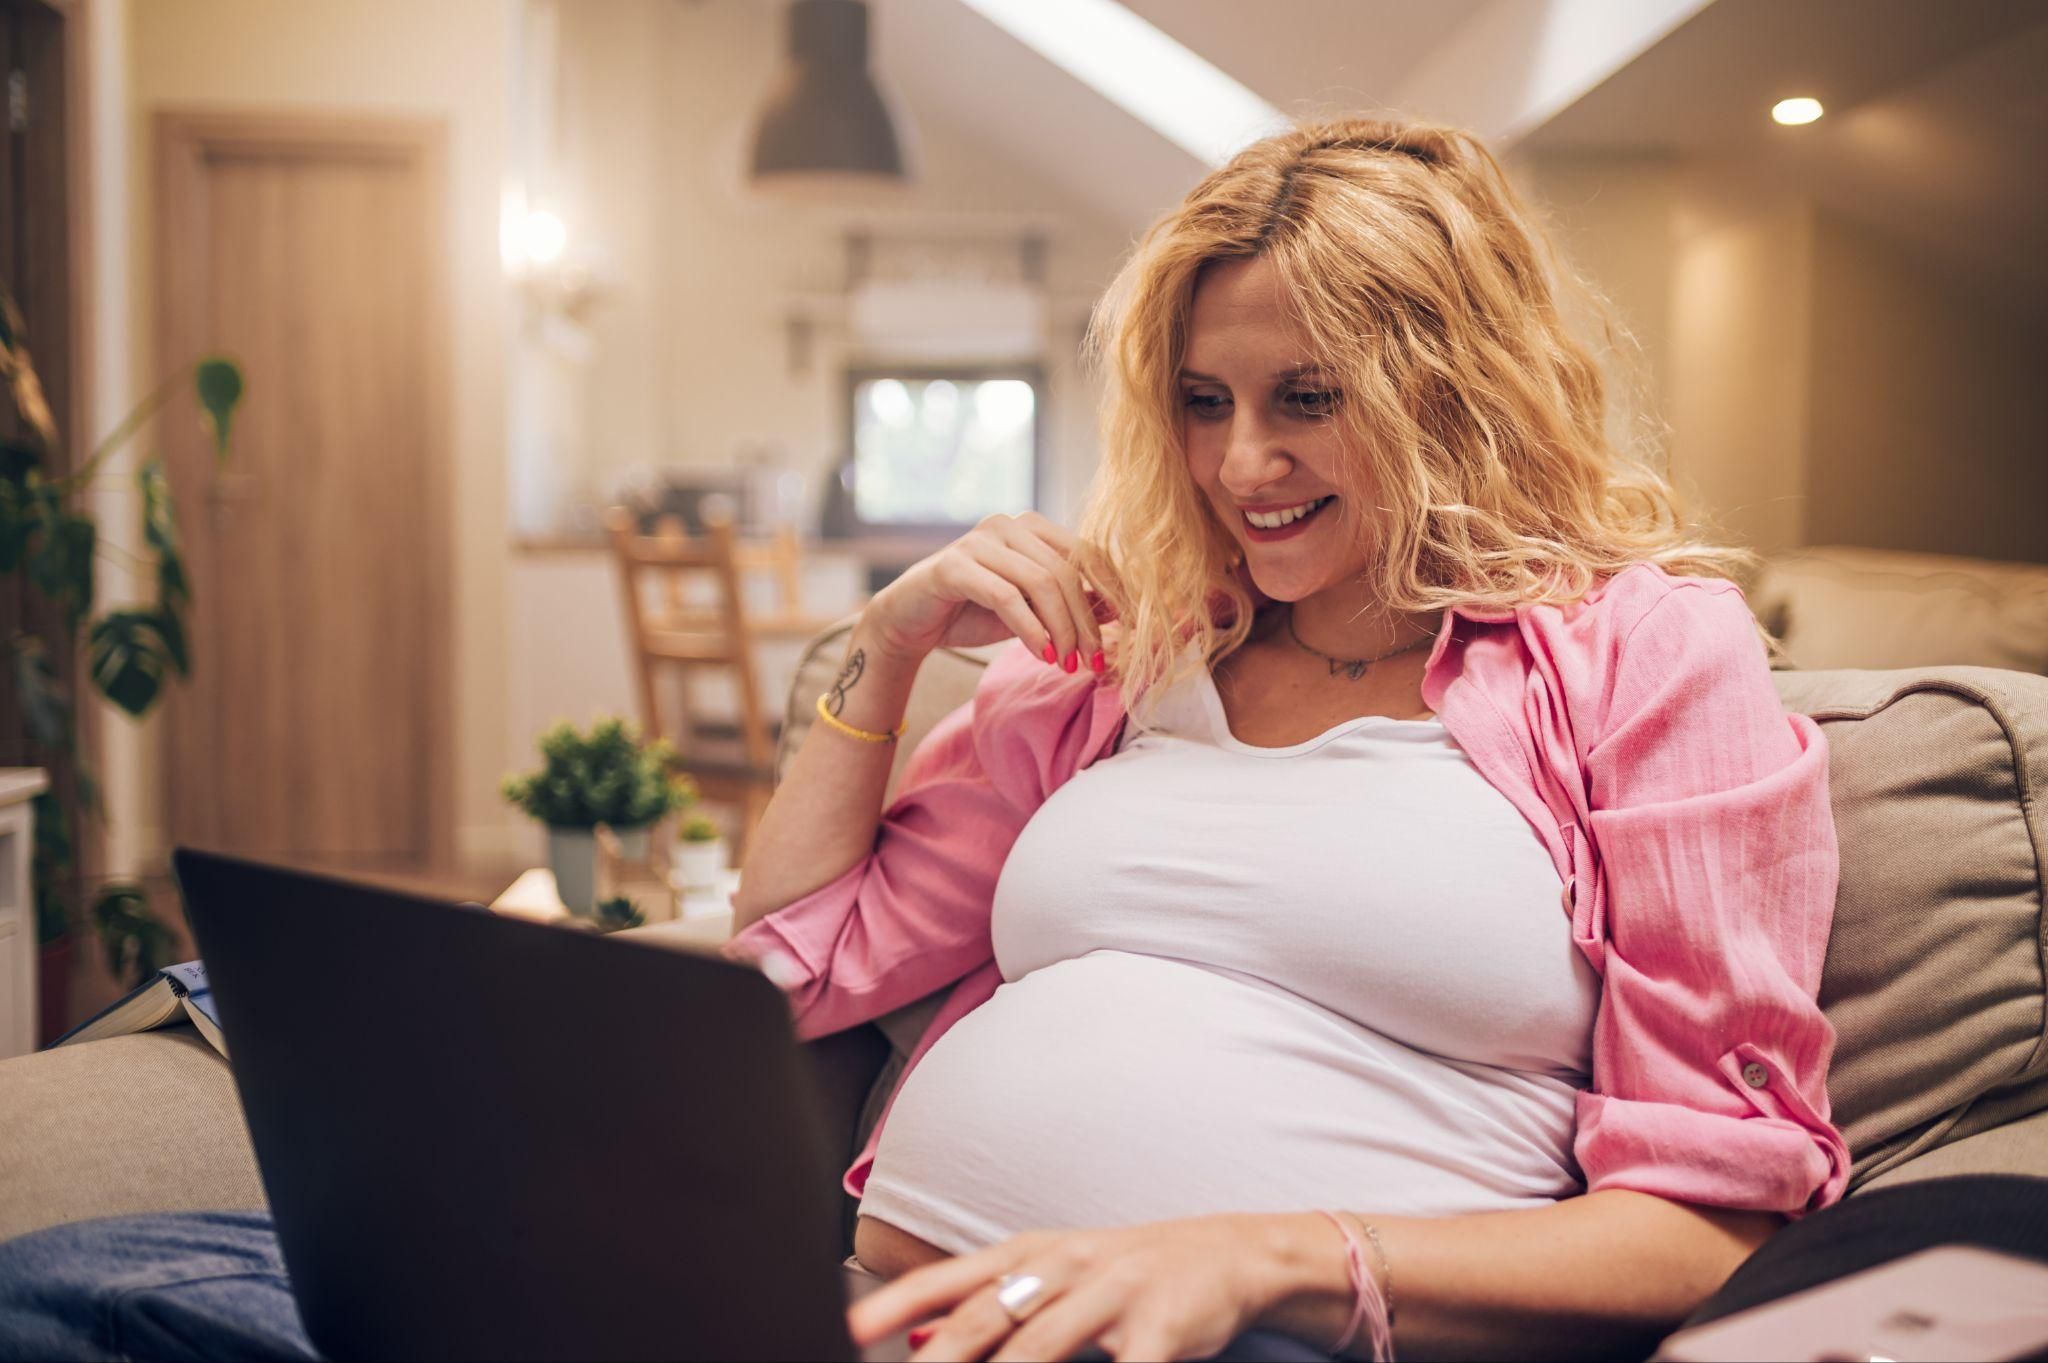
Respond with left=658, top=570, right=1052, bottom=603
left=1313, top=1210, right=1395, bottom=1361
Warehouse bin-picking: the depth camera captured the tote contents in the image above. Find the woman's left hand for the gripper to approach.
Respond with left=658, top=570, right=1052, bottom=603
left=845, top=1213, right=1296, bottom=1362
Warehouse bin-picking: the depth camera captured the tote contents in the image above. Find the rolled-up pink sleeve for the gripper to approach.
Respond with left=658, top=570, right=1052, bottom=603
left=1575, top=585, right=1853, bottom=1219
left=720, top=643, right=1100, bottom=1041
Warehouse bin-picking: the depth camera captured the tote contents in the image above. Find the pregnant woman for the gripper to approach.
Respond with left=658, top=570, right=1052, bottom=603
left=0, top=115, right=1847, bottom=1363
left=727, top=116, right=1849, bottom=1362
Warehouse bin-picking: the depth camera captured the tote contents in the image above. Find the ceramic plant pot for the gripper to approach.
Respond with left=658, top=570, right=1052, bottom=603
left=548, top=826, right=598, bottom=915
left=672, top=836, right=728, bottom=892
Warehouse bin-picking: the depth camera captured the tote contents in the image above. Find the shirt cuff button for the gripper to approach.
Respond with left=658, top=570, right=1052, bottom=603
left=1741, top=1060, right=1770, bottom=1088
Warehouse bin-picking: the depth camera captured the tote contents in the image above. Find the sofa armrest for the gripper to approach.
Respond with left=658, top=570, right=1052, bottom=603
left=0, top=1029, right=265, bottom=1244
left=1670, top=1174, right=2048, bottom=1347
left=1854, top=1105, right=2048, bottom=1194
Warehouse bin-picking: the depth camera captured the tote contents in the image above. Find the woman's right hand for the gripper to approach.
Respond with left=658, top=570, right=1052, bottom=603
left=861, top=512, right=1110, bottom=673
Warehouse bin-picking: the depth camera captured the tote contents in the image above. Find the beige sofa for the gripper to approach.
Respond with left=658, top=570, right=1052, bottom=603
left=4, top=545, right=2047, bottom=1297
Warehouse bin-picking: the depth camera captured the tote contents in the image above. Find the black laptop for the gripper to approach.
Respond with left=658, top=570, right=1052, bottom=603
left=172, top=847, right=906, bottom=1363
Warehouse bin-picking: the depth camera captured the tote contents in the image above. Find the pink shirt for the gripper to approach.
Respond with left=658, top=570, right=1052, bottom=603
left=723, top=561, right=1853, bottom=1220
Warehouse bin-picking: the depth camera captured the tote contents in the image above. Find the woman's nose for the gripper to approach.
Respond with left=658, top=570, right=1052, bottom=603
left=1219, top=422, right=1293, bottom=496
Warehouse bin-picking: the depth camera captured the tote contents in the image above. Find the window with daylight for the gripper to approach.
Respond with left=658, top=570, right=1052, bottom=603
left=845, top=368, right=1042, bottom=529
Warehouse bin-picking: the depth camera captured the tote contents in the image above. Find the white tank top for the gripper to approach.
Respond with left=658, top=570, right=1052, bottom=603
left=856, top=651, right=1603, bottom=1253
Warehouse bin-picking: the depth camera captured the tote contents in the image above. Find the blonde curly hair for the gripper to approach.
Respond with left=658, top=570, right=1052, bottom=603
left=1073, top=115, right=1763, bottom=715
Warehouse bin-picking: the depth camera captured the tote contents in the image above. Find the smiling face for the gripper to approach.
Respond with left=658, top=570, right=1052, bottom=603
left=1179, top=254, right=1366, bottom=604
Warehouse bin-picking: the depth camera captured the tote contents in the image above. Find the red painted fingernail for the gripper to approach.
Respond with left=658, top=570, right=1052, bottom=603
left=908, top=1325, right=934, bottom=1347
left=1042, top=642, right=1057, bottom=663
left=1062, top=650, right=1078, bottom=672
left=1090, top=649, right=1106, bottom=674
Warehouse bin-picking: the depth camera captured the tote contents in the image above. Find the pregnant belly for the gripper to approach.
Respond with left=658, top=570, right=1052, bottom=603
left=859, top=951, right=1584, bottom=1247
left=854, top=1215, right=953, bottom=1279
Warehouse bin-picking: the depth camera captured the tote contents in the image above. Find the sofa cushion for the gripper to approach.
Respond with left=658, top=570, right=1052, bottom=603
left=1772, top=665, right=2048, bottom=1191
left=1749, top=547, right=2048, bottom=675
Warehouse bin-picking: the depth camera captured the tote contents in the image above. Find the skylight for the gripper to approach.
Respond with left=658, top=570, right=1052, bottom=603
left=953, top=0, right=1287, bottom=167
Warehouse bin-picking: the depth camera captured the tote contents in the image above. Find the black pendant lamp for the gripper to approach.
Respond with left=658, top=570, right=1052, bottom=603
left=749, top=0, right=910, bottom=194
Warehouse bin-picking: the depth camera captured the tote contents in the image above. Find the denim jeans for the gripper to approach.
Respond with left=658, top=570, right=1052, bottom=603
left=0, top=1211, right=314, bottom=1362
left=0, top=1211, right=1333, bottom=1362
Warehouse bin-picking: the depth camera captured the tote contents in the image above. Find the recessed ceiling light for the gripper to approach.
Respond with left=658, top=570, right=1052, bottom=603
left=1772, top=97, right=1824, bottom=126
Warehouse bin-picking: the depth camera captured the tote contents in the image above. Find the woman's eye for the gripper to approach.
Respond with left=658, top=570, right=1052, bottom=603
left=1183, top=393, right=1229, bottom=420
left=1290, top=389, right=1339, bottom=416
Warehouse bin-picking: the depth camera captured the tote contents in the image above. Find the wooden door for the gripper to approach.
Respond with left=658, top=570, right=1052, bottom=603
left=156, top=112, right=451, bottom=866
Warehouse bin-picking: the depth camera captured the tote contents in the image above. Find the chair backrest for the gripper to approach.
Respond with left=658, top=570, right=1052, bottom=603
left=604, top=504, right=804, bottom=772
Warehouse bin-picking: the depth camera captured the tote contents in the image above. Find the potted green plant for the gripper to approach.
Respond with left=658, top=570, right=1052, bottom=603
left=671, top=812, right=728, bottom=894
left=500, top=717, right=688, bottom=914
left=590, top=896, right=646, bottom=933
left=0, top=284, right=242, bottom=1031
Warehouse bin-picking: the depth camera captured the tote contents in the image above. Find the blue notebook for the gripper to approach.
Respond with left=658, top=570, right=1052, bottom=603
left=51, top=960, right=225, bottom=1056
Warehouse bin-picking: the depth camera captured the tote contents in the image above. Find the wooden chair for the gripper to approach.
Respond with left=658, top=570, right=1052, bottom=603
left=604, top=504, right=833, bottom=859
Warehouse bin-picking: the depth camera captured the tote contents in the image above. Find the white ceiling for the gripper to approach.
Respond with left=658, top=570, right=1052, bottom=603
left=1525, top=0, right=2043, bottom=149
left=871, top=0, right=1490, bottom=234
left=1523, top=0, right=2048, bottom=305
left=874, top=0, right=1201, bottom=234
left=1115, top=0, right=1487, bottom=118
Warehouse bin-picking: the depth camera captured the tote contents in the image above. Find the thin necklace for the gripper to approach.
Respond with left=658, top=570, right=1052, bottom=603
left=1282, top=603, right=1438, bottom=682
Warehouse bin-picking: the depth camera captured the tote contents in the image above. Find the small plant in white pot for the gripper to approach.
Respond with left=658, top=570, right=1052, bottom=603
left=501, top=717, right=689, bottom=915
left=671, top=813, right=729, bottom=895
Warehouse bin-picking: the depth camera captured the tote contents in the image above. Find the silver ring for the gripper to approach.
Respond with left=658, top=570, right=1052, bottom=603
left=995, top=1271, right=1049, bottom=1323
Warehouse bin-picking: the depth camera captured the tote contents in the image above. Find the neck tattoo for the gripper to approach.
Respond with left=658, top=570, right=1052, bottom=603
left=1282, top=603, right=1438, bottom=682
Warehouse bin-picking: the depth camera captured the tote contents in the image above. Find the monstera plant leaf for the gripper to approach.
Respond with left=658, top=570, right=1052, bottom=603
left=194, top=357, right=243, bottom=463
left=87, top=609, right=183, bottom=717
left=139, top=457, right=189, bottom=609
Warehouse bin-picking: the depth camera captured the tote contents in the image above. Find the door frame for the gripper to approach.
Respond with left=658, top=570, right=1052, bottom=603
left=154, top=108, right=455, bottom=869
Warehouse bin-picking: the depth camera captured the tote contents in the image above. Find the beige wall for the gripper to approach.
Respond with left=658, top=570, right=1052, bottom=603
left=1508, top=150, right=1679, bottom=472
left=1520, top=147, right=2046, bottom=566
left=1665, top=197, right=1817, bottom=558
left=1807, top=213, right=2048, bottom=562
left=1515, top=150, right=1816, bottom=556
left=112, top=0, right=514, bottom=871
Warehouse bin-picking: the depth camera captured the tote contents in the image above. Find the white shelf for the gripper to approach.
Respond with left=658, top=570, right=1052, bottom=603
left=0, top=767, right=48, bottom=1060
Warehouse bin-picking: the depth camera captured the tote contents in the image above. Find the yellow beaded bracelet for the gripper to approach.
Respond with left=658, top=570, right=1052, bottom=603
left=814, top=692, right=907, bottom=743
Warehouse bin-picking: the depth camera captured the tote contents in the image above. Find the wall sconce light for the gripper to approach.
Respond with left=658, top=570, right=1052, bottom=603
left=516, top=209, right=568, bottom=266
left=1772, top=97, right=1824, bottom=127
left=504, top=203, right=610, bottom=327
